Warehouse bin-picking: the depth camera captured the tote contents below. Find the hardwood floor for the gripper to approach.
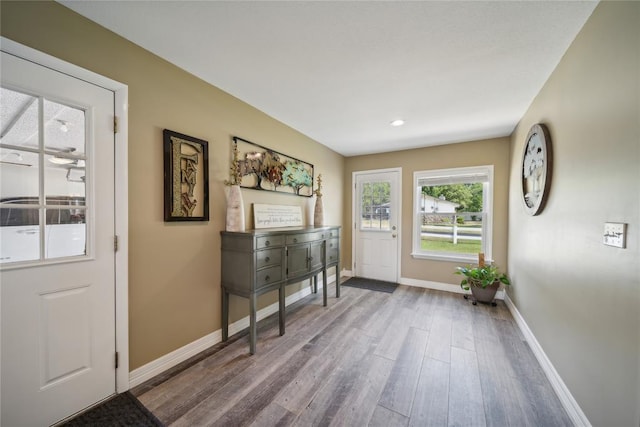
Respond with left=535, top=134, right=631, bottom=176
left=133, top=280, right=572, bottom=426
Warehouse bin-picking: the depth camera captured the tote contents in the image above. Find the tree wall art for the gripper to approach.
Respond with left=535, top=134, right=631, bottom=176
left=232, top=136, right=314, bottom=197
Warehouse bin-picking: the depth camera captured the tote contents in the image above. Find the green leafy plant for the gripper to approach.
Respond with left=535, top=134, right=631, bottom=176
left=455, top=264, right=511, bottom=290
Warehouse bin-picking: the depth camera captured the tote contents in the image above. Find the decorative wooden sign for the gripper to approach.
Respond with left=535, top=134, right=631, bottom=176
left=253, top=204, right=303, bottom=229
left=163, top=129, right=209, bottom=221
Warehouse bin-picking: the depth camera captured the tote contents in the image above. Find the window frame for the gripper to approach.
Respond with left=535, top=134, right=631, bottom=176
left=411, top=165, right=494, bottom=263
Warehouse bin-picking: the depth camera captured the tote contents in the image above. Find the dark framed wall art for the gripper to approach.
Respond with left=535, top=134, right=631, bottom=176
left=233, top=136, right=314, bottom=197
left=163, top=129, right=209, bottom=221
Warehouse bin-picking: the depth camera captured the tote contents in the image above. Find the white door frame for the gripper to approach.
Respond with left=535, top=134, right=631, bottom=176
left=0, top=37, right=130, bottom=395
left=351, top=167, right=402, bottom=282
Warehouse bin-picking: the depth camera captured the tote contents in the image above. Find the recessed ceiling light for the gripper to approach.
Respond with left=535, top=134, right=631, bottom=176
left=390, top=119, right=405, bottom=127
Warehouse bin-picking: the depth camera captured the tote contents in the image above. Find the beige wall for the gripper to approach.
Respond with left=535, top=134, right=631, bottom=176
left=343, top=137, right=510, bottom=289
left=0, top=1, right=344, bottom=370
left=507, top=2, right=639, bottom=426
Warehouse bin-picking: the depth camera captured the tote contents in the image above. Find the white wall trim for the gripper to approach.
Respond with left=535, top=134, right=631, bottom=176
left=0, top=37, right=130, bottom=393
left=129, top=275, right=334, bottom=388
left=113, top=86, right=129, bottom=393
left=342, top=272, right=506, bottom=299
left=129, top=329, right=222, bottom=389
left=503, top=294, right=592, bottom=427
left=399, top=276, right=506, bottom=300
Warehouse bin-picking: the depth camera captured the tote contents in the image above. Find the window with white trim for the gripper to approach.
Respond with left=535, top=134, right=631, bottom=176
left=412, top=165, right=493, bottom=263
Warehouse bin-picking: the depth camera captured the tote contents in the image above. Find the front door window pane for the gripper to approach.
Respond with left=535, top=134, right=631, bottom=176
left=0, top=148, right=39, bottom=200
left=0, top=207, right=40, bottom=263
left=45, top=154, right=86, bottom=201
left=43, top=99, right=85, bottom=156
left=0, top=88, right=39, bottom=148
left=45, top=208, right=86, bottom=259
left=360, top=181, right=391, bottom=230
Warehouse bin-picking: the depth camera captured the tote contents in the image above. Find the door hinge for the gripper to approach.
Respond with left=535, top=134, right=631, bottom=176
left=114, top=235, right=119, bottom=252
left=115, top=352, right=119, bottom=369
left=114, top=116, right=119, bottom=134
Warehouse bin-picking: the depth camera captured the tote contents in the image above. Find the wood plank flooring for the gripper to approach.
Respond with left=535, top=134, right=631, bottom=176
left=133, top=280, right=572, bottom=427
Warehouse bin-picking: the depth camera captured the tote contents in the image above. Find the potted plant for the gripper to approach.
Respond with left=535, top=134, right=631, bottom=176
left=455, top=263, right=510, bottom=306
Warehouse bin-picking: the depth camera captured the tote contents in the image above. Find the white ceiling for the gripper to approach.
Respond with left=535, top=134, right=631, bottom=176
left=59, top=1, right=598, bottom=156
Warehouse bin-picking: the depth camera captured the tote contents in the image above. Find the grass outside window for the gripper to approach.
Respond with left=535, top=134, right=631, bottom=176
left=421, top=237, right=482, bottom=254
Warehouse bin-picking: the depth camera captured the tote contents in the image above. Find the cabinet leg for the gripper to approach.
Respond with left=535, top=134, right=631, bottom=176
left=313, top=275, right=318, bottom=294
left=322, top=269, right=328, bottom=306
left=279, top=285, right=286, bottom=336
left=336, top=263, right=341, bottom=298
left=222, top=288, right=229, bottom=342
left=249, top=293, right=257, bottom=355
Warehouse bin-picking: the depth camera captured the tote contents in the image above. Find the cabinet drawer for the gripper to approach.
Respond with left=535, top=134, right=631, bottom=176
left=327, top=249, right=339, bottom=265
left=328, top=228, right=340, bottom=239
left=286, top=234, right=308, bottom=245
left=286, top=232, right=323, bottom=245
left=257, top=248, right=282, bottom=269
left=327, top=238, right=339, bottom=265
left=256, top=266, right=282, bottom=288
left=257, top=235, right=284, bottom=249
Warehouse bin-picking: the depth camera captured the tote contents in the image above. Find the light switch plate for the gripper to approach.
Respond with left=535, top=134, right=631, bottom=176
left=603, top=222, right=626, bottom=248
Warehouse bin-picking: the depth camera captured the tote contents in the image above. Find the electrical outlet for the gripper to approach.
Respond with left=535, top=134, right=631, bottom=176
left=603, top=222, right=626, bottom=248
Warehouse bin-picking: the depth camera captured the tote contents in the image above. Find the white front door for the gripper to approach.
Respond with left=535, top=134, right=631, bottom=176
left=1, top=51, right=116, bottom=426
left=353, top=169, right=401, bottom=282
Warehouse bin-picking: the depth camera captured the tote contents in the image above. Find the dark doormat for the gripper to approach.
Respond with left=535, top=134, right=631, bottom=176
left=341, top=277, right=398, bottom=293
left=60, top=391, right=164, bottom=427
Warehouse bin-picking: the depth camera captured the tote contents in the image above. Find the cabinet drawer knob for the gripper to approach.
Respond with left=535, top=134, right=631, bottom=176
left=293, top=238, right=298, bottom=243
left=265, top=240, right=270, bottom=247
left=265, top=256, right=270, bottom=262
left=265, top=275, right=270, bottom=281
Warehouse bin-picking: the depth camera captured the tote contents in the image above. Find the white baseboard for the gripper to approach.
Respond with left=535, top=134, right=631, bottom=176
left=342, top=274, right=506, bottom=300
left=399, top=277, right=506, bottom=300
left=503, top=294, right=591, bottom=427
left=129, top=329, right=222, bottom=388
left=129, top=274, right=334, bottom=388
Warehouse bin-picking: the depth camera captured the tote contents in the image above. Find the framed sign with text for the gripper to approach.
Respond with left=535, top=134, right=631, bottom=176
left=163, top=129, right=209, bottom=221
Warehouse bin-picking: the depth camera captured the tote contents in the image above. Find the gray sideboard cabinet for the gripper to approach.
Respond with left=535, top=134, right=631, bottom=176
left=220, top=226, right=340, bottom=354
